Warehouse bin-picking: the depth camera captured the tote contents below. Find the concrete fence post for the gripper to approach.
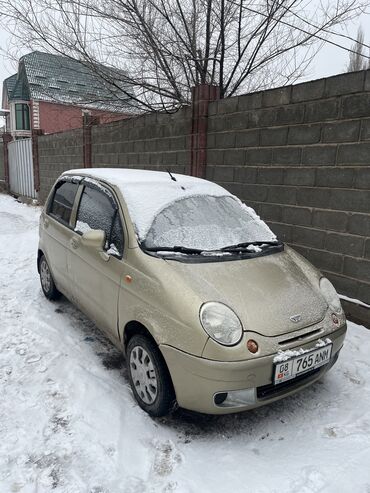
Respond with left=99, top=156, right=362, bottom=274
left=2, top=132, right=12, bottom=190
left=190, top=84, right=220, bottom=178
left=32, top=129, right=43, bottom=193
left=83, top=113, right=99, bottom=168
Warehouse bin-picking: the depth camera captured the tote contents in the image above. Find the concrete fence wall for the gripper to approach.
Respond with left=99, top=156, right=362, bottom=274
left=91, top=107, right=191, bottom=173
left=206, top=70, right=370, bottom=304
left=27, top=68, right=370, bottom=307
left=38, top=129, right=84, bottom=202
left=37, top=107, right=192, bottom=203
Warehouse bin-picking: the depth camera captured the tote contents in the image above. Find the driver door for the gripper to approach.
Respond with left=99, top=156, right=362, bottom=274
left=68, top=181, right=126, bottom=343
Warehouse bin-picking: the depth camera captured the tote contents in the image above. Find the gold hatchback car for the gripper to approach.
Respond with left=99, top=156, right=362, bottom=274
left=38, top=168, right=346, bottom=416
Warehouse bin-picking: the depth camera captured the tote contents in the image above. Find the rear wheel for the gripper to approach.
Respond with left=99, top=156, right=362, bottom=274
left=39, top=255, right=61, bottom=300
left=126, top=334, right=175, bottom=417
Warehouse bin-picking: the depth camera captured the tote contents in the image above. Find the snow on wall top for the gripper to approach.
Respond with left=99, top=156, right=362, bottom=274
left=63, top=168, right=233, bottom=239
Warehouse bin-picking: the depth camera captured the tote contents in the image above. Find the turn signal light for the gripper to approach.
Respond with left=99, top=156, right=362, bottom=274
left=332, top=313, right=339, bottom=326
left=125, top=275, right=133, bottom=284
left=247, top=339, right=259, bottom=354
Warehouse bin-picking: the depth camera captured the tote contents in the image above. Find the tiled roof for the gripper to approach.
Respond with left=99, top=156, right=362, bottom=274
left=10, top=68, right=30, bottom=101
left=6, top=51, right=135, bottom=113
left=4, top=74, right=18, bottom=97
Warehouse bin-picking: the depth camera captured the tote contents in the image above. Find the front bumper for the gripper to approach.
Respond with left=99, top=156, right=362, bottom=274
left=160, top=324, right=346, bottom=414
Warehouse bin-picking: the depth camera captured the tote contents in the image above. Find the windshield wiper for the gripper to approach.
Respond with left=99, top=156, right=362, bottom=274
left=143, top=245, right=204, bottom=255
left=143, top=241, right=283, bottom=256
left=220, top=240, right=282, bottom=252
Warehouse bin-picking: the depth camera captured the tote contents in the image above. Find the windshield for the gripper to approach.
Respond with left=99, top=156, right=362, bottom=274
left=143, top=195, right=276, bottom=251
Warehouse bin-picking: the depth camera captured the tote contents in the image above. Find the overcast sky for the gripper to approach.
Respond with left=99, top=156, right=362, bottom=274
left=0, top=12, right=369, bottom=108
left=0, top=28, right=17, bottom=84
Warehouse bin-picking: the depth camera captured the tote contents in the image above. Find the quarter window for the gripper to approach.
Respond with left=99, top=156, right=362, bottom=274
left=49, top=181, right=79, bottom=225
left=75, top=185, right=124, bottom=256
left=15, top=103, right=30, bottom=130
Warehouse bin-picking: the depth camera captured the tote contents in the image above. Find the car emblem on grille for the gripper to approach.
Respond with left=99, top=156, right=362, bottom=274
left=290, top=314, right=302, bottom=323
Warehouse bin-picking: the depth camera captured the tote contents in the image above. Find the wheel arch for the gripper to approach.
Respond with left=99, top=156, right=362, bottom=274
left=124, top=320, right=177, bottom=412
left=37, top=249, right=44, bottom=273
left=123, top=320, right=158, bottom=353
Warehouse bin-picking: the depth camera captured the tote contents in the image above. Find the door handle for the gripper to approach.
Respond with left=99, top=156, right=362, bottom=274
left=70, top=237, right=80, bottom=249
left=43, top=217, right=49, bottom=228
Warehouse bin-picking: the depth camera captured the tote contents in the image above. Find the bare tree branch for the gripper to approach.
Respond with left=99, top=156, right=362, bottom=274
left=347, top=26, right=370, bottom=71
left=0, top=0, right=368, bottom=111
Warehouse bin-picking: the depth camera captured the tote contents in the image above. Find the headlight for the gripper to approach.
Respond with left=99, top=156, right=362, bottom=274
left=200, top=302, right=243, bottom=346
left=320, top=278, right=342, bottom=313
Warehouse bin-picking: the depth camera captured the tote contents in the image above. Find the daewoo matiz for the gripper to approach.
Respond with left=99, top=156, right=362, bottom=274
left=38, top=168, right=346, bottom=416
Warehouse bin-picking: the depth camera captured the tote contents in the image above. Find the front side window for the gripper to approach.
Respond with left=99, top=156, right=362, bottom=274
left=49, top=181, right=79, bottom=225
left=75, top=185, right=124, bottom=256
left=15, top=103, right=30, bottom=130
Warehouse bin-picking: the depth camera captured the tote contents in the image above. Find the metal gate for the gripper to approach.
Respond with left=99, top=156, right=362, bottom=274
left=8, top=139, right=37, bottom=199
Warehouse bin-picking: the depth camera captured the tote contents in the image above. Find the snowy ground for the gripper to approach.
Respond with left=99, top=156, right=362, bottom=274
left=1, top=192, right=370, bottom=493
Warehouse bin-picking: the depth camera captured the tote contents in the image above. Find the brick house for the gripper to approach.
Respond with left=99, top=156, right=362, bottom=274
left=0, top=51, right=135, bottom=138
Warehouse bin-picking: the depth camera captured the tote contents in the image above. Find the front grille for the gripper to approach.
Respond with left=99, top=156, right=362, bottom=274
left=278, top=328, right=322, bottom=346
left=257, top=367, right=322, bottom=400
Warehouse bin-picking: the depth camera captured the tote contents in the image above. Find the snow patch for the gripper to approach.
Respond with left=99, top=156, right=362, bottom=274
left=339, top=294, right=370, bottom=309
left=246, top=244, right=262, bottom=253
left=107, top=243, right=120, bottom=256
left=82, top=176, right=114, bottom=198
left=74, top=220, right=91, bottom=234
left=239, top=201, right=277, bottom=242
left=200, top=251, right=232, bottom=257
left=59, top=174, right=82, bottom=183
left=273, top=338, right=332, bottom=363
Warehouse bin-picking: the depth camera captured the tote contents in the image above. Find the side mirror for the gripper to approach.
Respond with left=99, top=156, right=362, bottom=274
left=81, top=229, right=105, bottom=250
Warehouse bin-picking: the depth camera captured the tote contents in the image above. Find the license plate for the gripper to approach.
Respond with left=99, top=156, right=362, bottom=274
left=274, top=344, right=333, bottom=385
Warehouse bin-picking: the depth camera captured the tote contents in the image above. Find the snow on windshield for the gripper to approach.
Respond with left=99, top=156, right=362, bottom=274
left=121, top=176, right=231, bottom=240
left=64, top=169, right=231, bottom=239
left=144, top=195, right=276, bottom=250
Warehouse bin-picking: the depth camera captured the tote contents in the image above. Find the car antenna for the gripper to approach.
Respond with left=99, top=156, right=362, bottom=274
left=167, top=169, right=177, bottom=182
left=167, top=168, right=186, bottom=190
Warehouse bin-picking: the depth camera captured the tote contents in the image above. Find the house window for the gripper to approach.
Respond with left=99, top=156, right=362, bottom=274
left=15, top=103, right=30, bottom=130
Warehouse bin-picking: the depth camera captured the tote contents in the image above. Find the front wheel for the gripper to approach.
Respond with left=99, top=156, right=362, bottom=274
left=39, top=255, right=61, bottom=300
left=126, top=335, right=175, bottom=417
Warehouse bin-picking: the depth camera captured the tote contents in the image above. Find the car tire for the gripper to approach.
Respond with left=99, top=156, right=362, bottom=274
left=126, top=334, right=176, bottom=417
left=39, top=254, right=61, bottom=300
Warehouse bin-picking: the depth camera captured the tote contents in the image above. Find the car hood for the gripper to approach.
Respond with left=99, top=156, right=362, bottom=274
left=164, top=248, right=327, bottom=337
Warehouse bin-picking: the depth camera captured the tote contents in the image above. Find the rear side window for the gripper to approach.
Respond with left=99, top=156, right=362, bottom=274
left=75, top=185, right=124, bottom=256
left=49, top=181, right=79, bottom=225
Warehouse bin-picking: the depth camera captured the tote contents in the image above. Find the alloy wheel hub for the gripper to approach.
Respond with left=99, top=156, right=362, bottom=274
left=40, top=259, right=51, bottom=292
left=129, top=345, right=158, bottom=405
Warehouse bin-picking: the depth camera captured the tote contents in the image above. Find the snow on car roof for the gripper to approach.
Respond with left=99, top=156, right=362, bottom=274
left=63, top=168, right=232, bottom=240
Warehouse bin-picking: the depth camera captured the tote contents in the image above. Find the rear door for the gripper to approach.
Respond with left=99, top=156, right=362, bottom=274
left=43, top=178, right=80, bottom=297
left=68, top=180, right=126, bottom=342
